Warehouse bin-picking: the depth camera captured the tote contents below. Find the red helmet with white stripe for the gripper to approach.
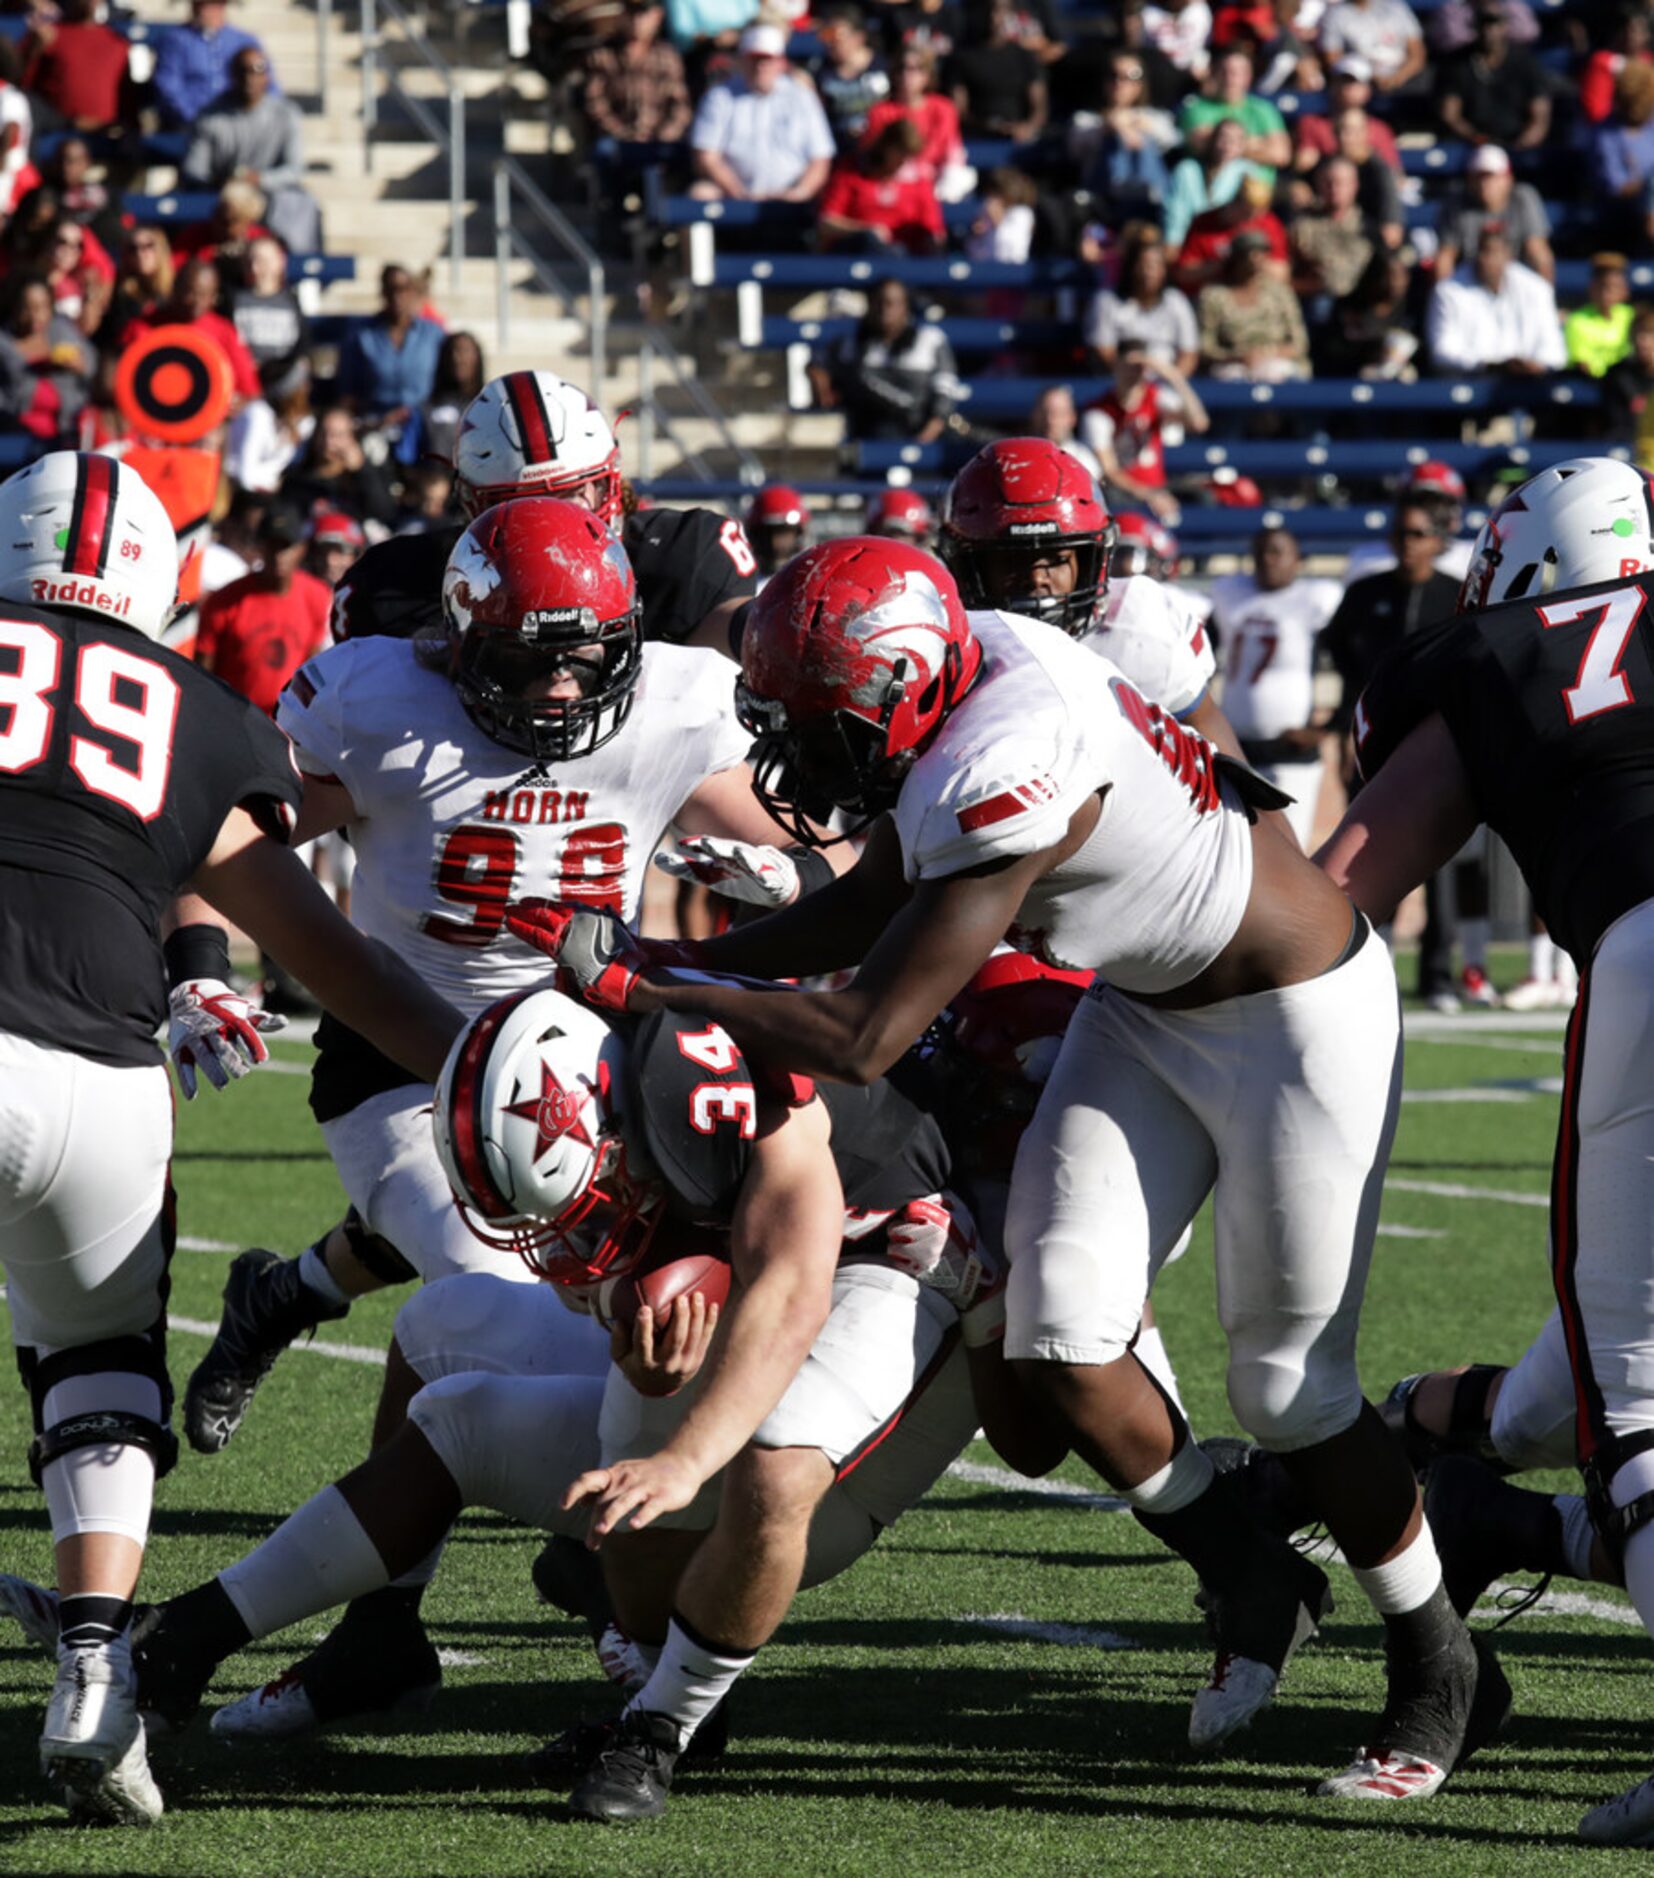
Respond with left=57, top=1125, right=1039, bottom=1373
left=940, top=438, right=1115, bottom=637
left=0, top=451, right=178, bottom=640
left=442, top=497, right=642, bottom=761
left=867, top=486, right=935, bottom=543
left=738, top=536, right=981, bottom=844
left=433, top=987, right=663, bottom=1286
left=1110, top=511, right=1180, bottom=583
left=453, top=371, right=622, bottom=523
left=746, top=484, right=812, bottom=576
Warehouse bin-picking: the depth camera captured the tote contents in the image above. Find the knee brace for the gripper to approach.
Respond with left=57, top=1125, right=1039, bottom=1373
left=340, top=1206, right=417, bottom=1286
left=1381, top=1364, right=1510, bottom=1473
left=1585, top=1430, right=1654, bottom=1573
left=16, top=1322, right=178, bottom=1483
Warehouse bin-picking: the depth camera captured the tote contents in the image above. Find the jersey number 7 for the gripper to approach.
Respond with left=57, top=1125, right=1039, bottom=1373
left=1539, top=586, right=1647, bottom=726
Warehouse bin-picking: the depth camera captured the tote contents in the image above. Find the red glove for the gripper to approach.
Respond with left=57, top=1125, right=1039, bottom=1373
left=505, top=901, right=699, bottom=1013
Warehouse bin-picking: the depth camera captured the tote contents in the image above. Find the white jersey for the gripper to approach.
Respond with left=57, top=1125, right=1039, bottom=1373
left=1343, top=539, right=1473, bottom=587
left=1209, top=573, right=1342, bottom=743
left=893, top=612, right=1254, bottom=993
left=278, top=635, right=749, bottom=1016
left=1083, top=573, right=1215, bottom=718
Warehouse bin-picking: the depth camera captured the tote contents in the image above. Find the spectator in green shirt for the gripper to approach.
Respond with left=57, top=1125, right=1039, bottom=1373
left=1565, top=251, right=1636, bottom=378
left=1177, top=47, right=1291, bottom=179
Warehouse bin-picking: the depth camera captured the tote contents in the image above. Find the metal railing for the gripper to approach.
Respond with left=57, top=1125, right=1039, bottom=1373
left=317, top=0, right=333, bottom=118
left=360, top=0, right=467, bottom=291
left=633, top=323, right=763, bottom=488
left=493, top=158, right=607, bottom=394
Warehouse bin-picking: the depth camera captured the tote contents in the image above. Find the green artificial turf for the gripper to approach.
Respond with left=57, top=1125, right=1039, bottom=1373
left=1, top=971, right=1645, bottom=1876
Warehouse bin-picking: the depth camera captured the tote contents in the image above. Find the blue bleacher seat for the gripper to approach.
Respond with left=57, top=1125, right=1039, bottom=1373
left=944, top=374, right=1601, bottom=421
left=713, top=253, right=1093, bottom=292
left=761, top=314, right=1078, bottom=355
left=34, top=130, right=191, bottom=166
left=854, top=438, right=1623, bottom=478
left=122, top=192, right=223, bottom=225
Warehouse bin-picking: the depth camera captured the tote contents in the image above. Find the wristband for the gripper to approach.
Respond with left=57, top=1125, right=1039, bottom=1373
left=163, top=923, right=232, bottom=990
left=786, top=846, right=835, bottom=900
left=962, top=1292, right=1007, bottom=1348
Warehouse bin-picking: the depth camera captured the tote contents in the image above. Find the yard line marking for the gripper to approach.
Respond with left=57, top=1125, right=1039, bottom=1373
left=436, top=1649, right=487, bottom=1667
left=1387, top=1178, right=1549, bottom=1209
left=942, top=1458, right=1125, bottom=1510
left=963, top=1613, right=1135, bottom=1651
left=167, top=1313, right=389, bottom=1366
left=1376, top=1224, right=1445, bottom=1239
left=1408, top=1035, right=1564, bottom=1057
left=1402, top=1088, right=1541, bottom=1105
left=1405, top=1012, right=1569, bottom=1035
left=179, top=1235, right=237, bottom=1253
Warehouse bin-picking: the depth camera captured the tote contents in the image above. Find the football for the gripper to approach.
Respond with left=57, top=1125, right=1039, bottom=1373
left=596, top=1248, right=732, bottom=1330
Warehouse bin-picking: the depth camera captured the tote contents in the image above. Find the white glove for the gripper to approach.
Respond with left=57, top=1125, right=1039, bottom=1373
left=167, top=978, right=287, bottom=1099
left=886, top=1194, right=1004, bottom=1330
left=654, top=836, right=799, bottom=908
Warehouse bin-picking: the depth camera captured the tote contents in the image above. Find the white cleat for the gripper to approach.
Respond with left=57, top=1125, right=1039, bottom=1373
left=0, top=1572, right=61, bottom=1655
left=596, top=1621, right=651, bottom=1694
left=1502, top=977, right=1567, bottom=1012
left=210, top=1667, right=320, bottom=1742
left=1318, top=1750, right=1449, bottom=1802
left=41, top=1638, right=164, bottom=1826
left=1580, top=1775, right=1654, bottom=1846
left=1189, top=1655, right=1280, bottom=1752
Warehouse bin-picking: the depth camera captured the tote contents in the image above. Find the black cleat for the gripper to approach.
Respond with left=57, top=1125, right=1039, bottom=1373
left=130, top=1605, right=218, bottom=1738
left=568, top=1708, right=682, bottom=1822
left=184, top=1248, right=349, bottom=1454
left=527, top=1697, right=729, bottom=1785
left=1319, top=1615, right=1511, bottom=1801
left=209, top=1599, right=441, bottom=1742
left=531, top=1535, right=613, bottom=1640
left=1425, top=1455, right=1553, bottom=1619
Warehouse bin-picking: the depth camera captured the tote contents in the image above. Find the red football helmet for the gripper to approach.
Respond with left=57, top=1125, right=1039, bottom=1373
left=1406, top=459, right=1467, bottom=505
left=738, top=536, right=981, bottom=843
left=867, top=486, right=935, bottom=543
left=441, top=497, right=642, bottom=762
left=746, top=484, right=812, bottom=576
left=940, top=438, right=1115, bottom=637
left=1110, top=511, right=1180, bottom=583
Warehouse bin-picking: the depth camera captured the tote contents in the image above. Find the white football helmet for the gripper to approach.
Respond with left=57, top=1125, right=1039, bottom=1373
left=432, top=986, right=662, bottom=1285
left=0, top=451, right=178, bottom=640
left=1460, top=457, right=1654, bottom=611
left=452, top=370, right=623, bottom=524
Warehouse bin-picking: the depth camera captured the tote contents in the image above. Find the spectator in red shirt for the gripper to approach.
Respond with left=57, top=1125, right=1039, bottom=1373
left=195, top=503, right=331, bottom=716
left=862, top=44, right=971, bottom=196
left=1583, top=8, right=1654, bottom=126
left=129, top=258, right=262, bottom=402
left=1079, top=337, right=1209, bottom=521
left=21, top=0, right=132, bottom=133
left=1293, top=57, right=1402, bottom=173
left=818, top=118, right=945, bottom=253
left=1174, top=173, right=1288, bottom=292
left=171, top=181, right=272, bottom=290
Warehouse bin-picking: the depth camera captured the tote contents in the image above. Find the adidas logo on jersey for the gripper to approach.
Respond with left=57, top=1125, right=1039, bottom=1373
left=31, top=578, right=131, bottom=618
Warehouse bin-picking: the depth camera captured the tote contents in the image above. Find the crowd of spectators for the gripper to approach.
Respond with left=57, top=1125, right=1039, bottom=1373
left=547, top=0, right=1654, bottom=484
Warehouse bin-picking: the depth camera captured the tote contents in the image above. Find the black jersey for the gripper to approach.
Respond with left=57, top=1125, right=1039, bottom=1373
left=329, top=526, right=461, bottom=644
left=625, top=507, right=757, bottom=646
left=0, top=604, right=302, bottom=1066
left=625, top=1009, right=951, bottom=1235
left=1355, top=567, right=1654, bottom=965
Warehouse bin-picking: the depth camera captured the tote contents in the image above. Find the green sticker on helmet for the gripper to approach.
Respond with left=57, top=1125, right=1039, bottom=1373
left=53, top=527, right=69, bottom=549
left=1613, top=516, right=1637, bottom=538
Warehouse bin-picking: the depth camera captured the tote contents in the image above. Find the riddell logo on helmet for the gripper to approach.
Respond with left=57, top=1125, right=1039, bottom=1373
left=31, top=578, right=130, bottom=617
left=1007, top=521, right=1060, bottom=536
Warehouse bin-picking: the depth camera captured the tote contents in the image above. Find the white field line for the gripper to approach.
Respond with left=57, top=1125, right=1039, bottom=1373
left=1407, top=1034, right=1564, bottom=1056
left=1484, top=1580, right=1641, bottom=1629
left=940, top=1458, right=1125, bottom=1509
left=1404, top=1012, right=1569, bottom=1035
left=1402, top=1088, right=1541, bottom=1104
left=1387, top=1177, right=1549, bottom=1209
left=1376, top=1224, right=1445, bottom=1239
left=963, top=1612, right=1134, bottom=1651
left=166, top=1312, right=390, bottom=1366
left=178, top=1235, right=237, bottom=1253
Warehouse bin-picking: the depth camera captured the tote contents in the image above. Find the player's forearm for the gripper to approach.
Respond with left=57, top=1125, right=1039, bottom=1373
left=647, top=974, right=897, bottom=1084
left=661, top=1263, right=831, bottom=1480
left=691, top=848, right=903, bottom=978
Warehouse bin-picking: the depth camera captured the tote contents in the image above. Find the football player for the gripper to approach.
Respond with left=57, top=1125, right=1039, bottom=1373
left=1317, top=455, right=1654, bottom=1846
left=937, top=440, right=1239, bottom=759
left=1209, top=527, right=1343, bottom=847
left=745, top=485, right=812, bottom=583
left=175, top=498, right=817, bottom=1719
left=0, top=452, right=461, bottom=1826
left=866, top=486, right=935, bottom=546
left=121, top=986, right=993, bottom=1824
left=505, top=536, right=1507, bottom=1802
